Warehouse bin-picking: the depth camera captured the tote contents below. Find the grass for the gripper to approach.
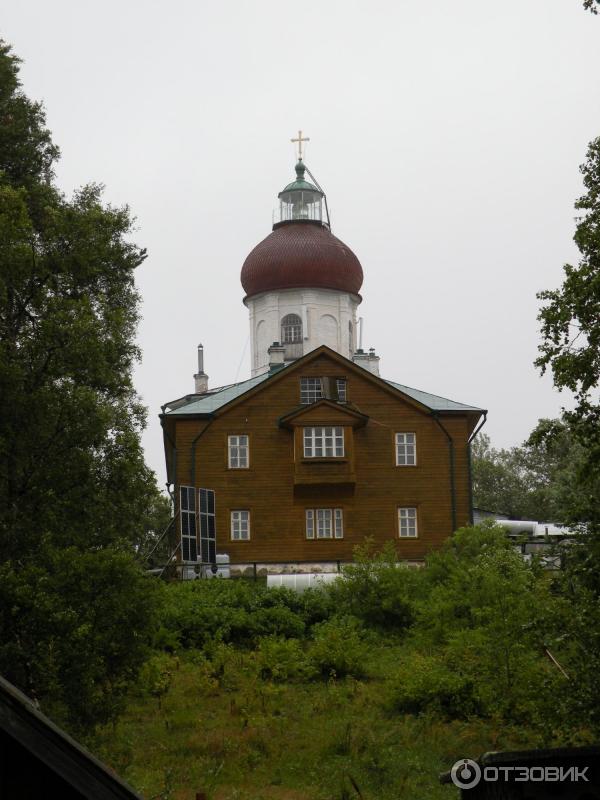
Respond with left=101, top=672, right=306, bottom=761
left=92, top=640, right=539, bottom=800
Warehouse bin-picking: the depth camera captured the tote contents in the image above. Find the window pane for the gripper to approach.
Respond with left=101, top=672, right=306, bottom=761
left=303, top=427, right=344, bottom=458
left=334, top=509, right=344, bottom=539
left=306, top=509, right=314, bottom=539
left=300, top=377, right=323, bottom=404
left=399, top=507, right=418, bottom=537
left=396, top=433, right=416, bottom=466
left=282, top=314, right=302, bottom=344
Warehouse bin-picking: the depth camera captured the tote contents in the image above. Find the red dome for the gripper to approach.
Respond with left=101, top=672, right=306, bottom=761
left=241, top=220, right=363, bottom=299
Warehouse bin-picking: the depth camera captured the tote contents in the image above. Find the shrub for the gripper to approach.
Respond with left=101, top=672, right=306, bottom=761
left=386, top=653, right=480, bottom=719
left=138, top=653, right=175, bottom=708
left=256, top=636, right=315, bottom=682
left=157, top=580, right=320, bottom=648
left=251, top=606, right=306, bottom=640
left=327, top=539, right=418, bottom=631
left=309, top=617, right=368, bottom=679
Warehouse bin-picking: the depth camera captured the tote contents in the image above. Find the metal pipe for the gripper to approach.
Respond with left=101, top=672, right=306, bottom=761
left=160, top=416, right=177, bottom=497
left=190, top=421, right=212, bottom=486
left=467, top=411, right=488, bottom=524
left=304, top=164, right=332, bottom=229
left=431, top=414, right=457, bottom=533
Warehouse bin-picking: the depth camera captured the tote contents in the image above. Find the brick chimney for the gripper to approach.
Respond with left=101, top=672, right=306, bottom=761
left=352, top=347, right=380, bottom=376
left=268, top=341, right=286, bottom=373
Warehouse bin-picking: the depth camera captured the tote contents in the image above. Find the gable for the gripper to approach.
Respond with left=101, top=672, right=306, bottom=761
left=279, top=398, right=369, bottom=429
left=161, top=346, right=486, bottom=424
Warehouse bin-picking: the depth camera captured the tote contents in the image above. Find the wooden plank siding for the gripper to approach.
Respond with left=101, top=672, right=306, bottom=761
left=169, top=352, right=481, bottom=563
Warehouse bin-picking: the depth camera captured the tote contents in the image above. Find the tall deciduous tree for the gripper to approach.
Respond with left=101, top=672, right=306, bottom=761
left=535, top=137, right=600, bottom=529
left=0, top=40, right=164, bottom=733
left=471, top=427, right=586, bottom=522
left=535, top=134, right=600, bottom=735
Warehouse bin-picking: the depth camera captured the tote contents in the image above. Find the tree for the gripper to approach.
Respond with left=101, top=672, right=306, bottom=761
left=0, top=40, right=164, bottom=733
left=471, top=434, right=527, bottom=517
left=534, top=132, right=600, bottom=737
left=535, top=136, right=600, bottom=533
left=471, top=428, right=585, bottom=522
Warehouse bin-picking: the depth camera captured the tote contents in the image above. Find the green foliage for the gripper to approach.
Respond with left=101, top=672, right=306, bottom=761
left=308, top=617, right=368, bottom=679
left=0, top=39, right=165, bottom=732
left=533, top=133, right=600, bottom=737
left=0, top=549, right=159, bottom=733
left=328, top=538, right=417, bottom=630
left=158, top=579, right=333, bottom=649
left=93, top=642, right=543, bottom=800
left=387, top=653, right=480, bottom=719
left=471, top=428, right=586, bottom=522
left=256, top=636, right=315, bottom=682
left=138, top=654, right=175, bottom=707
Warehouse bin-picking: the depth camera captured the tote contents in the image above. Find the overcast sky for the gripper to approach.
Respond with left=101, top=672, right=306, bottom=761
left=4, top=1, right=600, bottom=486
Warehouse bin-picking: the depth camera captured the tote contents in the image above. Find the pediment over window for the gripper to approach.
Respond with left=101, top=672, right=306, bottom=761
left=279, top=399, right=369, bottom=430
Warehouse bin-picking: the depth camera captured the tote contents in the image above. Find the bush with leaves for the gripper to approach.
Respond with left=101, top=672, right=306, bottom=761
left=327, top=538, right=418, bottom=631
left=410, top=523, right=558, bottom=725
left=387, top=652, right=480, bottom=719
left=309, top=616, right=368, bottom=679
left=138, top=653, right=175, bottom=709
left=158, top=579, right=332, bottom=649
left=256, top=637, right=316, bottom=683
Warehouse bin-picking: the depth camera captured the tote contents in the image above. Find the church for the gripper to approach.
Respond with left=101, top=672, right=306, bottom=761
left=160, top=137, right=486, bottom=570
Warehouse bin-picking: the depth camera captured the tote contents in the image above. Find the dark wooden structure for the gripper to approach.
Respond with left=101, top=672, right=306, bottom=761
left=0, top=675, right=143, bottom=800
left=161, top=346, right=486, bottom=565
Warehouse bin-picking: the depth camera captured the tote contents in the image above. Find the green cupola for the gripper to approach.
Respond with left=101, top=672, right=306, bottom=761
left=277, top=159, right=324, bottom=223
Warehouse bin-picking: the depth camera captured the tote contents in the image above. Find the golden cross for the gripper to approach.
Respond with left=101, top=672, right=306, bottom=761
left=291, top=130, right=310, bottom=160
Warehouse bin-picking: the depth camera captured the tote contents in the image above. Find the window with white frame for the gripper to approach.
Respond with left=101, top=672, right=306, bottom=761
left=180, top=486, right=197, bottom=561
left=398, top=507, right=418, bottom=537
left=300, top=376, right=348, bottom=404
left=281, top=313, right=302, bottom=344
left=303, top=426, right=344, bottom=457
left=300, top=377, right=323, bottom=404
left=231, top=510, right=250, bottom=540
left=395, top=432, right=416, bottom=465
left=305, top=508, right=344, bottom=539
left=336, top=379, right=347, bottom=402
left=228, top=434, right=249, bottom=468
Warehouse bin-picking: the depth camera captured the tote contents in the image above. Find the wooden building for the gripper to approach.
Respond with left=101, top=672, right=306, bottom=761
left=160, top=146, right=486, bottom=569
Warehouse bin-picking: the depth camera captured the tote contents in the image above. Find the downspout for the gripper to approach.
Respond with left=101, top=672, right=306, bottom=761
left=190, top=420, right=213, bottom=486
left=160, top=416, right=177, bottom=501
left=431, top=414, right=457, bottom=533
left=467, top=411, right=488, bottom=524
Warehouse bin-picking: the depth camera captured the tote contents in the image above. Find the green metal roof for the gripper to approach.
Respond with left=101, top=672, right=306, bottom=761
left=278, top=159, right=322, bottom=197
left=163, top=368, right=484, bottom=417
left=384, top=380, right=485, bottom=412
left=164, top=372, right=272, bottom=416
left=279, top=178, right=321, bottom=195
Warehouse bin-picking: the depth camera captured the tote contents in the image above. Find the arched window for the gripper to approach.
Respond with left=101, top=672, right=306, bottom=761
left=281, top=314, right=302, bottom=344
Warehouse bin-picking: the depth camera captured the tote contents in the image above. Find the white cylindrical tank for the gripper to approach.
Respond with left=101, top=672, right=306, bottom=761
left=266, top=572, right=339, bottom=592
left=498, top=520, right=538, bottom=536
